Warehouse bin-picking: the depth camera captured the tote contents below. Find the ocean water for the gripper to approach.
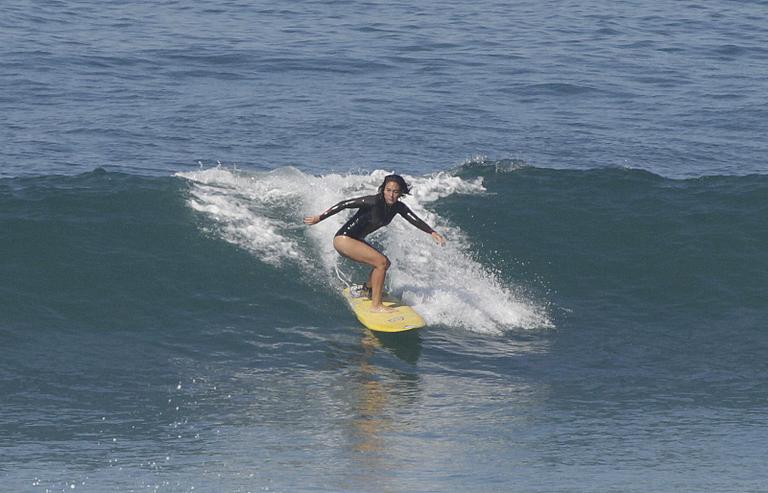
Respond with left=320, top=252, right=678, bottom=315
left=2, top=1, right=768, bottom=492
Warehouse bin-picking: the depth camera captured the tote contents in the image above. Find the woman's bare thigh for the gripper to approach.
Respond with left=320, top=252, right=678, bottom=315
left=333, top=236, right=388, bottom=268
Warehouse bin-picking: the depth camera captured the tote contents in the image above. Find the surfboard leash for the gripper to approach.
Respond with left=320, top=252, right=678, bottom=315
left=334, top=264, right=352, bottom=290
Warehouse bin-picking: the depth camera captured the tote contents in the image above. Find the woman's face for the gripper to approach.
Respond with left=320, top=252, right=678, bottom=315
left=383, top=181, right=402, bottom=205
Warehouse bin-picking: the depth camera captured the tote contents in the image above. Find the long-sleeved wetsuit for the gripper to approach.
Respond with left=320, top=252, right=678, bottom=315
left=318, top=194, right=434, bottom=240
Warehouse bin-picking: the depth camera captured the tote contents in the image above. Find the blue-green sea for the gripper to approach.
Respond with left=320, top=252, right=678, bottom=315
left=2, top=0, right=768, bottom=492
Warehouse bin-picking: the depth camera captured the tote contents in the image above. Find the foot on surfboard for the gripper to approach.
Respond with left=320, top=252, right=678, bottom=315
left=342, top=286, right=425, bottom=332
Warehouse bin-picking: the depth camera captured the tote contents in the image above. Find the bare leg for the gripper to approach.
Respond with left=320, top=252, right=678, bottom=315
left=334, top=236, right=394, bottom=312
left=365, top=270, right=375, bottom=297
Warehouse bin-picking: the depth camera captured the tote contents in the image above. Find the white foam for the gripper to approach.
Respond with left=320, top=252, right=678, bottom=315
left=176, top=166, right=552, bottom=332
left=379, top=176, right=552, bottom=333
left=177, top=166, right=308, bottom=266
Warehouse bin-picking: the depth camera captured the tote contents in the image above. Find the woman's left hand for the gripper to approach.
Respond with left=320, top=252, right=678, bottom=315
left=431, top=232, right=446, bottom=246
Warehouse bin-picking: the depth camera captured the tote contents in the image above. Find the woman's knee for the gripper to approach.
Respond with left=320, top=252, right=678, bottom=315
left=375, top=255, right=391, bottom=270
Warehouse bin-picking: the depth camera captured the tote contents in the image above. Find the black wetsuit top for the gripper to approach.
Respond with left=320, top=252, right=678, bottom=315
left=318, top=194, right=434, bottom=240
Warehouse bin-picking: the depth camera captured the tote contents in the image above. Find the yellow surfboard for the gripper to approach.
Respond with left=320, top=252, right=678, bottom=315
left=342, top=287, right=426, bottom=332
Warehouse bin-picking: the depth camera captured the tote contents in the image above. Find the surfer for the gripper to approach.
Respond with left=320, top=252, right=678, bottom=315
left=304, top=174, right=446, bottom=313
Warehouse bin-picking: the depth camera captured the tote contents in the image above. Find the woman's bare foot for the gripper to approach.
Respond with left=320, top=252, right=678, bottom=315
left=369, top=305, right=396, bottom=313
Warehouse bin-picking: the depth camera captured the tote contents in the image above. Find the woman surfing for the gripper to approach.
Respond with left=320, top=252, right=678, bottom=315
left=304, top=174, right=446, bottom=313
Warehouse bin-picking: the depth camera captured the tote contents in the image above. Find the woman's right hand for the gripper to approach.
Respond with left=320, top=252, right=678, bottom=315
left=431, top=231, right=447, bottom=246
left=303, top=215, right=320, bottom=225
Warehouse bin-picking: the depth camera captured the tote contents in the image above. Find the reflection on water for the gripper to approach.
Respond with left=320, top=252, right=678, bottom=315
left=354, top=333, right=391, bottom=453
left=346, top=331, right=422, bottom=489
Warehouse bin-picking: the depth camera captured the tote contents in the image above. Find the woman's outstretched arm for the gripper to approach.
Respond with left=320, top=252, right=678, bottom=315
left=303, top=196, right=374, bottom=225
left=398, top=203, right=446, bottom=245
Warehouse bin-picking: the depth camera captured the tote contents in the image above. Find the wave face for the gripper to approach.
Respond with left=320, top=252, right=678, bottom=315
left=454, top=160, right=768, bottom=327
left=3, top=164, right=766, bottom=337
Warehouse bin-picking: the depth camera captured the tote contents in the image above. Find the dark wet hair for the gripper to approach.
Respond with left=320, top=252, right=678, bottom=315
left=377, top=174, right=411, bottom=196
